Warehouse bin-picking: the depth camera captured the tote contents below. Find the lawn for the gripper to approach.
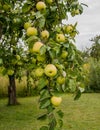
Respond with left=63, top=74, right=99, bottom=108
left=0, top=93, right=100, bottom=130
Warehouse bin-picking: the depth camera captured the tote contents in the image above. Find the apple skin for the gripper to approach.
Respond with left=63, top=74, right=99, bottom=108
left=61, top=51, right=68, bottom=59
left=37, top=55, right=45, bottom=62
left=26, top=27, right=37, bottom=36
left=44, top=64, right=57, bottom=77
left=65, top=25, right=73, bottom=33
left=56, top=34, right=65, bottom=42
left=46, top=0, right=53, bottom=4
left=32, top=42, right=43, bottom=53
left=57, top=76, right=65, bottom=84
left=35, top=68, right=44, bottom=77
left=36, top=2, right=46, bottom=11
left=51, top=96, right=62, bottom=107
left=41, top=30, right=49, bottom=39
left=24, top=22, right=31, bottom=30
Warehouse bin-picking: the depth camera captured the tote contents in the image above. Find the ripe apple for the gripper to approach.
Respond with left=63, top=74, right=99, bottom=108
left=51, top=96, right=62, bottom=107
left=35, top=68, right=44, bottom=77
left=46, top=0, right=53, bottom=4
left=37, top=55, right=45, bottom=62
left=26, top=27, right=37, bottom=36
left=32, top=41, right=43, bottom=53
left=61, top=51, right=68, bottom=59
left=44, top=64, right=57, bottom=77
left=41, top=30, right=49, bottom=39
left=57, top=76, right=65, bottom=84
left=36, top=1, right=46, bottom=11
left=56, top=34, right=65, bottom=42
left=24, top=22, right=31, bottom=30
left=65, top=25, right=73, bottom=33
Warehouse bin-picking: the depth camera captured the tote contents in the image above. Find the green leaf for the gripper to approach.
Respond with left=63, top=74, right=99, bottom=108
left=40, top=45, right=47, bottom=55
left=49, top=118, right=57, bottom=130
left=40, top=90, right=50, bottom=102
left=74, top=90, right=81, bottom=100
left=38, top=78, right=48, bottom=91
left=22, top=3, right=31, bottom=13
left=40, top=126, right=48, bottom=130
left=40, top=99, right=51, bottom=109
left=57, top=110, right=64, bottom=118
left=37, top=113, right=47, bottom=120
left=58, top=119, right=63, bottom=128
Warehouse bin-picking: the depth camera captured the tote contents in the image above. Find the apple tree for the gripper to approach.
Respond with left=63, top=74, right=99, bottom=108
left=23, top=0, right=85, bottom=129
left=0, top=0, right=85, bottom=129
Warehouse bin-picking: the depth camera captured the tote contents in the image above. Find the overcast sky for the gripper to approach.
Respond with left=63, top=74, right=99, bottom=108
left=67, top=0, right=100, bottom=50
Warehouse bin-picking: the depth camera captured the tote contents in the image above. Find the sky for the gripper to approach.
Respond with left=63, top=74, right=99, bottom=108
left=67, top=0, right=100, bottom=50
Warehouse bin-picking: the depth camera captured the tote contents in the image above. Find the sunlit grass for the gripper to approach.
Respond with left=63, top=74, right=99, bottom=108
left=0, top=93, right=100, bottom=130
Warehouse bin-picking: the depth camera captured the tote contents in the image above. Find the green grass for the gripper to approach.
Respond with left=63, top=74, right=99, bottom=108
left=0, top=93, right=100, bottom=130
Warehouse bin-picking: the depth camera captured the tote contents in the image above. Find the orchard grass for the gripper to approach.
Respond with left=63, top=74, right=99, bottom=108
left=0, top=93, right=100, bottom=130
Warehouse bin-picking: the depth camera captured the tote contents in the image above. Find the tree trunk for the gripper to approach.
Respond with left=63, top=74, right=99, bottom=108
left=8, top=75, right=19, bottom=105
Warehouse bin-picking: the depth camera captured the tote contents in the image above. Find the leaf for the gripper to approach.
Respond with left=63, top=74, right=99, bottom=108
left=40, top=126, right=48, bottom=130
left=22, top=3, right=31, bottom=13
left=38, top=78, right=48, bottom=91
left=49, top=118, right=57, bottom=130
left=40, top=90, right=50, bottom=102
left=74, top=90, right=81, bottom=100
left=57, top=110, right=64, bottom=118
left=40, top=99, right=51, bottom=109
left=58, top=119, right=63, bottom=128
left=37, top=113, right=47, bottom=120
left=40, top=45, right=47, bottom=55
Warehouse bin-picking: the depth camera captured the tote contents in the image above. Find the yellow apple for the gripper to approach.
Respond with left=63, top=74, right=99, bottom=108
left=44, top=64, right=57, bottom=77
left=75, top=9, right=80, bottom=15
left=41, top=30, right=49, bottom=39
left=32, top=41, right=43, bottom=53
left=35, top=68, right=44, bottom=77
left=65, top=25, right=73, bottom=33
left=37, top=55, right=46, bottom=62
left=51, top=96, right=62, bottom=107
left=26, top=27, right=37, bottom=36
left=56, top=34, right=65, bottom=42
left=36, top=1, right=46, bottom=11
left=57, top=76, right=65, bottom=84
left=61, top=51, right=68, bottom=59
left=24, top=22, right=32, bottom=30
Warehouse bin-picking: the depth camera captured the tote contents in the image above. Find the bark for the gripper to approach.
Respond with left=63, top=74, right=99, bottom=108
left=8, top=75, right=19, bottom=105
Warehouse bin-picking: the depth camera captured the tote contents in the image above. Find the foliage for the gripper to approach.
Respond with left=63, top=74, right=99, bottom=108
left=89, top=59, right=100, bottom=92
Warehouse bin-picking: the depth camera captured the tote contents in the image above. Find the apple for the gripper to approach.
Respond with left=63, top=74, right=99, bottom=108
left=7, top=69, right=14, bottom=76
left=24, top=22, right=31, bottom=30
left=35, top=68, right=44, bottom=77
left=32, top=41, right=43, bottom=53
left=65, top=25, right=73, bottom=33
left=36, top=1, right=46, bottom=11
left=46, top=0, right=53, bottom=4
left=57, top=76, right=65, bottom=84
left=56, top=34, right=65, bottom=42
left=61, top=51, right=68, bottom=59
left=31, top=58, right=36, bottom=63
left=51, top=96, right=62, bottom=107
left=26, top=27, right=37, bottom=36
left=37, top=55, right=45, bottom=62
left=44, top=64, right=57, bottom=77
left=41, top=30, right=49, bottom=39
left=16, top=55, right=20, bottom=60
left=75, top=9, right=80, bottom=15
